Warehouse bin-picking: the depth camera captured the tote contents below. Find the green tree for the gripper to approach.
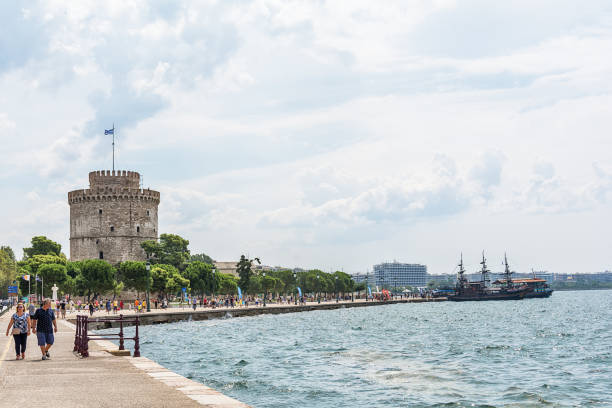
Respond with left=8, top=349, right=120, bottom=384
left=0, top=246, right=15, bottom=261
left=23, top=236, right=62, bottom=259
left=150, top=264, right=189, bottom=298
left=0, top=249, right=16, bottom=298
left=184, top=261, right=214, bottom=297
left=190, top=253, right=214, bottom=264
left=76, top=259, right=117, bottom=299
left=38, top=263, right=69, bottom=295
left=118, top=261, right=151, bottom=294
left=218, top=273, right=238, bottom=295
left=141, top=233, right=191, bottom=270
left=237, top=255, right=260, bottom=295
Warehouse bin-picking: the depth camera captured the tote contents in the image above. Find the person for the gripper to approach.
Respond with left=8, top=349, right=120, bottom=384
left=192, top=296, right=197, bottom=311
left=5, top=302, right=31, bottom=360
left=28, top=301, right=36, bottom=316
left=30, top=299, right=58, bottom=361
left=113, top=299, right=118, bottom=314
left=60, top=299, right=66, bottom=319
left=105, top=299, right=111, bottom=315
left=88, top=302, right=94, bottom=316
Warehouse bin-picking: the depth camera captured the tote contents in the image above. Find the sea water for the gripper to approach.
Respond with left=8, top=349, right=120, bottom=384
left=116, top=290, right=612, bottom=407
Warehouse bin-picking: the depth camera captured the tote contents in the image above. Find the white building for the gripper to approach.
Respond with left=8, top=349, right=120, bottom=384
left=373, top=262, right=427, bottom=288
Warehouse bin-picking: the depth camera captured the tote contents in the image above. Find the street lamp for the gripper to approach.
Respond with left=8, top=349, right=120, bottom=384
left=317, top=274, right=320, bottom=304
left=145, top=262, right=151, bottom=312
left=212, top=267, right=216, bottom=307
left=335, top=275, right=339, bottom=303
left=365, top=271, right=369, bottom=302
left=293, top=272, right=298, bottom=305
left=262, top=272, right=266, bottom=307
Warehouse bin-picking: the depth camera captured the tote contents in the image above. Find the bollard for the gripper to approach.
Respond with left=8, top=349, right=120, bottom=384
left=82, top=315, right=89, bottom=357
left=118, top=314, right=125, bottom=351
left=133, top=315, right=141, bottom=357
left=74, top=315, right=80, bottom=352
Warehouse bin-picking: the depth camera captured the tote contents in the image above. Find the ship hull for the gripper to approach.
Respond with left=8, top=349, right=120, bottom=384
left=524, top=290, right=553, bottom=299
left=448, top=293, right=525, bottom=301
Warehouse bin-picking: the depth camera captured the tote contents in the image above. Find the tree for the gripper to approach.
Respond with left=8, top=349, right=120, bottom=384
left=218, top=273, right=238, bottom=295
left=77, top=259, right=117, bottom=299
left=190, top=253, right=214, bottom=264
left=17, top=254, right=67, bottom=296
left=38, top=263, right=69, bottom=295
left=141, top=233, right=191, bottom=270
left=184, top=261, right=213, bottom=297
left=0, top=246, right=15, bottom=261
left=23, top=236, right=62, bottom=259
left=150, top=264, right=189, bottom=298
left=0, top=248, right=16, bottom=298
left=118, top=261, right=151, bottom=294
left=237, top=255, right=260, bottom=294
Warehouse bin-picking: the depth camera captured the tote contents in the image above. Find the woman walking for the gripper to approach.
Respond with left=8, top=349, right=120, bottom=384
left=4, top=302, right=31, bottom=360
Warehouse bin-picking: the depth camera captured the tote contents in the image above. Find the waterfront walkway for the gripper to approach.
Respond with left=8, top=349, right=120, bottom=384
left=0, top=310, right=250, bottom=407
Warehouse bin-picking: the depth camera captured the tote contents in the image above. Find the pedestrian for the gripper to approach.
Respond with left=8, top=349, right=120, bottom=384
left=113, top=299, right=118, bottom=314
left=192, top=296, right=197, bottom=311
left=88, top=302, right=94, bottom=316
left=119, top=300, right=124, bottom=310
left=30, top=299, right=58, bottom=361
left=60, top=299, right=66, bottom=319
left=105, top=299, right=111, bottom=315
left=5, top=302, right=31, bottom=360
left=28, top=301, right=36, bottom=316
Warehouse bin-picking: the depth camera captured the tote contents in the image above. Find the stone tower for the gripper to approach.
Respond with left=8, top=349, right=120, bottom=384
left=68, top=170, right=160, bottom=265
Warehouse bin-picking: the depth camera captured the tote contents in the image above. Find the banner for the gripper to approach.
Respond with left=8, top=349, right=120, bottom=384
left=297, top=287, right=302, bottom=297
left=237, top=286, right=242, bottom=300
left=367, top=286, right=372, bottom=296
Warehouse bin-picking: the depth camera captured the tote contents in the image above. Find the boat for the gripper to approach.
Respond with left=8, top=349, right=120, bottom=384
left=447, top=253, right=530, bottom=301
left=492, top=268, right=554, bottom=299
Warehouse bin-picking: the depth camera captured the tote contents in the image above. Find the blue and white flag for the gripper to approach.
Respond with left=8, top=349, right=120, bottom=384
left=104, top=128, right=114, bottom=135
left=237, top=286, right=242, bottom=300
left=35, top=275, right=42, bottom=282
left=367, top=286, right=372, bottom=296
left=297, top=287, right=302, bottom=297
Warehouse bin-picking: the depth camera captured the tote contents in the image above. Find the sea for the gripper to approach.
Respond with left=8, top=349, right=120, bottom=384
left=115, top=290, right=612, bottom=407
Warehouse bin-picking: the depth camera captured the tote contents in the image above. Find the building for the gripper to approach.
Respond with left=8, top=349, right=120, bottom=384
left=68, top=170, right=160, bottom=265
left=373, top=262, right=427, bottom=288
left=214, top=261, right=239, bottom=277
left=350, top=273, right=375, bottom=287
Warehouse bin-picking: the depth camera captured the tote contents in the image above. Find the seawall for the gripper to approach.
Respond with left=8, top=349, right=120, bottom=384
left=78, top=298, right=446, bottom=330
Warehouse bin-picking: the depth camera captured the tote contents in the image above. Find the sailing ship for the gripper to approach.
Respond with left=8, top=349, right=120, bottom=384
left=497, top=269, right=553, bottom=298
left=447, top=253, right=530, bottom=301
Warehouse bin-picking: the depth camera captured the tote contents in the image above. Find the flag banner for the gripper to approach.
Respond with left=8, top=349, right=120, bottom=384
left=35, top=275, right=42, bottom=282
left=237, top=286, right=242, bottom=299
left=22, top=275, right=30, bottom=281
left=297, top=287, right=302, bottom=297
left=367, top=286, right=372, bottom=296
left=104, top=128, right=114, bottom=135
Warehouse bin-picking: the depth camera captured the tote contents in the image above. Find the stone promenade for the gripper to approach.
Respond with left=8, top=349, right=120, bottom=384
left=0, top=309, right=250, bottom=407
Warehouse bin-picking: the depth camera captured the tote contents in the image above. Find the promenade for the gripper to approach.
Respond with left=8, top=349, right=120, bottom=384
left=0, top=309, right=250, bottom=407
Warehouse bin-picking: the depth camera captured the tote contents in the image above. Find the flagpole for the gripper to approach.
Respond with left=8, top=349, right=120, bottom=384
left=28, top=277, right=30, bottom=303
left=112, top=122, right=115, bottom=172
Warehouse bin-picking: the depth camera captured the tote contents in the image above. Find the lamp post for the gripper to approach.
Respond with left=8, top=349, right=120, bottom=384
left=335, top=275, right=339, bottom=303
left=365, top=271, right=369, bottom=302
left=293, top=272, right=298, bottom=305
left=262, top=272, right=266, bottom=307
left=212, top=267, right=216, bottom=307
left=317, top=274, right=320, bottom=304
left=145, top=262, right=151, bottom=312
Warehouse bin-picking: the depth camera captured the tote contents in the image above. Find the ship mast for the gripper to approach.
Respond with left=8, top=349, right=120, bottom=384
left=480, top=251, right=490, bottom=287
left=504, top=252, right=513, bottom=287
left=457, top=253, right=468, bottom=289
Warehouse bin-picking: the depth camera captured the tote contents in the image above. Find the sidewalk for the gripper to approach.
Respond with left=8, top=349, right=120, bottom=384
left=0, top=311, right=250, bottom=407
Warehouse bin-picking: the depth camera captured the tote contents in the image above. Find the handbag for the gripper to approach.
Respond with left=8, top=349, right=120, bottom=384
left=12, top=327, right=21, bottom=335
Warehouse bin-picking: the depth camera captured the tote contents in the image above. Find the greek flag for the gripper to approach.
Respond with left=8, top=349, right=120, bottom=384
left=237, top=286, right=242, bottom=300
left=104, top=128, right=114, bottom=135
left=297, top=287, right=302, bottom=297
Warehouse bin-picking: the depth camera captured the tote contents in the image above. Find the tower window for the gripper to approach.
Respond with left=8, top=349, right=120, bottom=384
left=96, top=239, right=99, bottom=244
left=99, top=251, right=104, bottom=259
left=110, top=226, right=114, bottom=232
left=137, top=226, right=140, bottom=233
left=98, top=209, right=102, bottom=214
left=146, top=210, right=150, bottom=216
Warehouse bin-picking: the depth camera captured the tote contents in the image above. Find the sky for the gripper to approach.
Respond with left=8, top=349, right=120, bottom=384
left=1, top=0, right=611, bottom=275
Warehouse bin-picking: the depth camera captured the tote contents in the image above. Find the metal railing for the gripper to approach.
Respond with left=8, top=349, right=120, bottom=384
left=74, top=314, right=140, bottom=358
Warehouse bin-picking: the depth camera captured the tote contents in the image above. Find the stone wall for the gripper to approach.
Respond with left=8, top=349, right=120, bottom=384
left=68, top=170, right=160, bottom=265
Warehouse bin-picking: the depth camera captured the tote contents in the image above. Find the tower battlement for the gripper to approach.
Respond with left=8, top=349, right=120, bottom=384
left=89, top=170, right=140, bottom=189
left=68, top=188, right=160, bottom=204
left=69, top=169, right=160, bottom=265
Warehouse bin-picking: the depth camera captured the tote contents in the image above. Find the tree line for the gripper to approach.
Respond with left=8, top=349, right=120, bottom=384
left=1, top=235, right=356, bottom=300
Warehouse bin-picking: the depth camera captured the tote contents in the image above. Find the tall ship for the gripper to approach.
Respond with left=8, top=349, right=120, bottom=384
left=494, top=269, right=553, bottom=299
left=448, top=253, right=530, bottom=301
